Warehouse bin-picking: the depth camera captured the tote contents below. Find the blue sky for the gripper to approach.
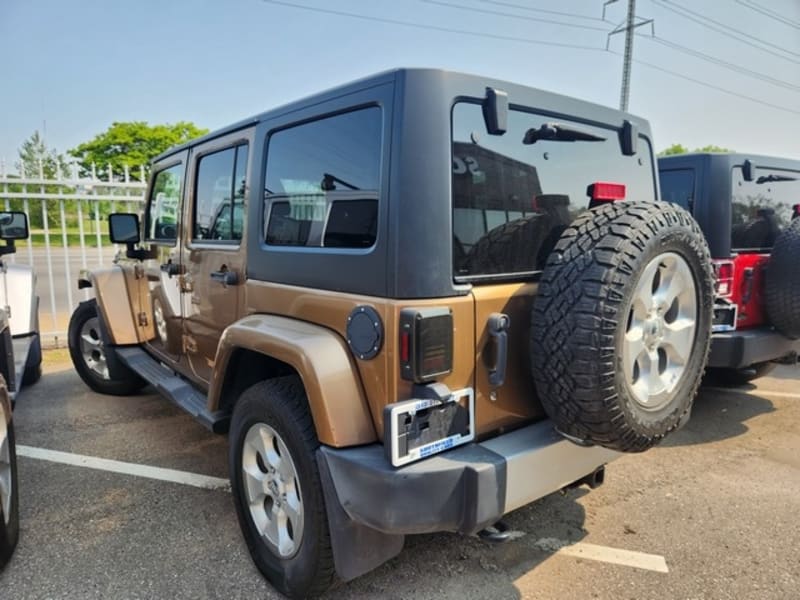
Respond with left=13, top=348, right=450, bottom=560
left=1, top=0, right=799, bottom=167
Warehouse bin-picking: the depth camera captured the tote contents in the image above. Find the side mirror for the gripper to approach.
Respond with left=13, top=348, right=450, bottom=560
left=0, top=211, right=29, bottom=241
left=109, top=213, right=140, bottom=244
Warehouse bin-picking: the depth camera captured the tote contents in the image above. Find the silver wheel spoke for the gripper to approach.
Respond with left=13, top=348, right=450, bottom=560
left=624, top=325, right=647, bottom=378
left=662, top=318, right=695, bottom=365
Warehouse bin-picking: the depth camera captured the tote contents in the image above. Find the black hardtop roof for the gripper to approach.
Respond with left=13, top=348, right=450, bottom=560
left=153, top=67, right=651, bottom=164
left=659, top=152, right=800, bottom=171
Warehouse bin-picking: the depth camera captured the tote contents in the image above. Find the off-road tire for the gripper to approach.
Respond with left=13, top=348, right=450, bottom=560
left=531, top=201, right=714, bottom=452
left=706, top=362, right=777, bottom=386
left=0, top=414, right=19, bottom=569
left=229, top=377, right=335, bottom=599
left=764, top=218, right=800, bottom=339
left=23, top=333, right=42, bottom=386
left=68, top=300, right=145, bottom=396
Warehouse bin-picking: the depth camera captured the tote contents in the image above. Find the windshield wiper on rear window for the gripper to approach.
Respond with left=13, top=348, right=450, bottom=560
left=756, top=174, right=797, bottom=184
left=523, top=122, right=606, bottom=145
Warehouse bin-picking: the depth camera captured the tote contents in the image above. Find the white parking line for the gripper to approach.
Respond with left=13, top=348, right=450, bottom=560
left=704, top=387, right=800, bottom=400
left=17, top=445, right=231, bottom=491
left=532, top=538, right=669, bottom=573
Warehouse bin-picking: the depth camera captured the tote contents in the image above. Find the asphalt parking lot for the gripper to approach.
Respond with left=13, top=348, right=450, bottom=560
left=1, top=352, right=798, bottom=599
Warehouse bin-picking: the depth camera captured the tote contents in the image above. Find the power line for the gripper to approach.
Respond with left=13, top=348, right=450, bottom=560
left=735, top=0, right=800, bottom=29
left=644, top=35, right=800, bottom=93
left=260, top=0, right=800, bottom=117
left=652, top=0, right=800, bottom=63
left=624, top=52, right=800, bottom=116
left=261, top=0, right=603, bottom=51
left=478, top=0, right=606, bottom=23
left=422, top=0, right=611, bottom=32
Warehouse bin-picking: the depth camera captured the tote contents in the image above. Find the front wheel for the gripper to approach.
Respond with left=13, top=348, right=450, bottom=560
left=229, top=377, right=334, bottom=599
left=0, top=398, right=19, bottom=569
left=67, top=300, right=145, bottom=396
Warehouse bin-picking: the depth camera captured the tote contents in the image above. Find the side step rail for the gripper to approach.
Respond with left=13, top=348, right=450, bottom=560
left=115, top=346, right=230, bottom=433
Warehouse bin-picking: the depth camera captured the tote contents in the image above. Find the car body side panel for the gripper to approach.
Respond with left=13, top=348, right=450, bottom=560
left=88, top=266, right=143, bottom=345
left=210, top=313, right=377, bottom=447
left=0, top=264, right=37, bottom=336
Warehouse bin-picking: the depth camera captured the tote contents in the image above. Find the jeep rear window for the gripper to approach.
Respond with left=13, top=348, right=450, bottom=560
left=659, top=168, right=695, bottom=211
left=731, top=166, right=799, bottom=252
left=264, top=107, right=381, bottom=249
left=452, top=102, right=656, bottom=280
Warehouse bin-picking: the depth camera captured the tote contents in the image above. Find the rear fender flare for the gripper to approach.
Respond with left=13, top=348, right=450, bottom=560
left=210, top=315, right=377, bottom=447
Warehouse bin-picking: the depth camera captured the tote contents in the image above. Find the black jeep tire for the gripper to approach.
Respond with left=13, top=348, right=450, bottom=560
left=706, top=361, right=777, bottom=386
left=764, top=219, right=800, bottom=340
left=229, top=377, right=335, bottom=599
left=23, top=333, right=42, bottom=386
left=0, top=412, right=20, bottom=569
left=531, top=202, right=714, bottom=452
left=68, top=300, right=145, bottom=396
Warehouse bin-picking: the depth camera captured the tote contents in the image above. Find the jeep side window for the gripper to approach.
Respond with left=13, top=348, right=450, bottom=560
left=451, top=102, right=655, bottom=280
left=659, top=168, right=695, bottom=211
left=145, top=163, right=184, bottom=242
left=731, top=166, right=799, bottom=251
left=194, top=144, right=249, bottom=242
left=264, top=107, right=381, bottom=248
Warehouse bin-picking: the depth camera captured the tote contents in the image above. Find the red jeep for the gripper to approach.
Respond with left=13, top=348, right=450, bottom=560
left=659, top=153, right=800, bottom=383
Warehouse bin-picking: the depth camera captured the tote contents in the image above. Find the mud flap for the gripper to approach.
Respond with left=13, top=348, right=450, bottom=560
left=316, top=448, right=404, bottom=581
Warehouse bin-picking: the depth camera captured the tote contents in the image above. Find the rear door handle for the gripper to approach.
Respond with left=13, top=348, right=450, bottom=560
left=210, top=269, right=239, bottom=286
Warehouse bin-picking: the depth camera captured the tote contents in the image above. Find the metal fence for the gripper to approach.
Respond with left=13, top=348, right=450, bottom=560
left=0, top=160, right=147, bottom=345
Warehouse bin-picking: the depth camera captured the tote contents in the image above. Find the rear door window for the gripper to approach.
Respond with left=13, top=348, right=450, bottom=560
left=452, top=102, right=656, bottom=279
left=731, top=166, right=800, bottom=251
left=659, top=168, right=695, bottom=211
left=193, top=144, right=248, bottom=242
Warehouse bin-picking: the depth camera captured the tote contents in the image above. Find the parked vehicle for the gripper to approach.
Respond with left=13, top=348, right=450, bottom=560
left=659, top=153, right=800, bottom=384
left=68, top=69, right=714, bottom=598
left=0, top=211, right=37, bottom=569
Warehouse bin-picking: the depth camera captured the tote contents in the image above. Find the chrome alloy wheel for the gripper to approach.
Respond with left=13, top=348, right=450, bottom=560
left=242, top=423, right=304, bottom=558
left=622, top=252, right=698, bottom=411
left=0, top=404, right=11, bottom=525
left=80, top=316, right=110, bottom=380
left=153, top=300, right=168, bottom=342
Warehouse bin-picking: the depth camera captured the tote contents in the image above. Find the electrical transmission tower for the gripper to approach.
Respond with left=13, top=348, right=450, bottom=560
left=605, top=0, right=654, bottom=111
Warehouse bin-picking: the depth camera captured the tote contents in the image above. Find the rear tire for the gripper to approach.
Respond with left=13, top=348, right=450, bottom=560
left=0, top=401, right=19, bottom=569
left=531, top=202, right=714, bottom=452
left=229, top=377, right=335, bottom=599
left=68, top=300, right=145, bottom=396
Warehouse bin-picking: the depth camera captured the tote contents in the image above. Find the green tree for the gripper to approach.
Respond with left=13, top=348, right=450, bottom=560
left=69, top=121, right=208, bottom=181
left=658, top=143, right=733, bottom=157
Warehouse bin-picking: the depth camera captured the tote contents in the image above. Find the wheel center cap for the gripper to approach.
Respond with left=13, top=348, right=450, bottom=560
left=644, top=315, right=664, bottom=348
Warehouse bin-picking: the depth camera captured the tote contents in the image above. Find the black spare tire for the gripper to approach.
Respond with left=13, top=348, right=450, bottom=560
left=531, top=201, right=714, bottom=452
left=764, top=218, right=800, bottom=340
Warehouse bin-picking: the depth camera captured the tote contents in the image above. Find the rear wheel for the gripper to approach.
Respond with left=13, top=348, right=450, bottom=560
left=229, top=377, right=334, bottom=599
left=68, top=300, right=145, bottom=396
left=531, top=201, right=714, bottom=452
left=0, top=397, right=19, bottom=568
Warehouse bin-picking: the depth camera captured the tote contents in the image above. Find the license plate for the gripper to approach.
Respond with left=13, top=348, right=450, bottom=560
left=385, top=388, right=475, bottom=467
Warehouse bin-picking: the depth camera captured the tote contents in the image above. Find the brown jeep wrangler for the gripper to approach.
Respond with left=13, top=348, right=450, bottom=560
left=68, top=69, right=714, bottom=598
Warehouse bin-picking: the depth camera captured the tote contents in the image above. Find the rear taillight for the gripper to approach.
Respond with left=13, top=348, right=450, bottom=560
left=712, top=259, right=735, bottom=297
left=399, top=308, right=453, bottom=383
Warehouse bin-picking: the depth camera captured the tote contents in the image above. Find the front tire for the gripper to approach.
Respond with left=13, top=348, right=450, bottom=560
left=0, top=400, right=20, bottom=569
left=229, top=377, right=335, bottom=599
left=68, top=300, right=145, bottom=396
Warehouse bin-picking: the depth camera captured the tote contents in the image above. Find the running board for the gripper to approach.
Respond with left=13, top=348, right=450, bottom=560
left=114, top=346, right=230, bottom=433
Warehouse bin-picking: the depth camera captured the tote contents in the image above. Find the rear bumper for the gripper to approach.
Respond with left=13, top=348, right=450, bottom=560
left=708, top=326, right=800, bottom=369
left=318, top=418, right=618, bottom=536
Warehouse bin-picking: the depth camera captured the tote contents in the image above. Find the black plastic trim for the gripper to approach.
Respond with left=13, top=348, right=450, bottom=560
left=708, top=326, right=800, bottom=368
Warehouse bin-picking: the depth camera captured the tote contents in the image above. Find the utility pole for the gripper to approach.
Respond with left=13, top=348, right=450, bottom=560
left=605, top=0, right=654, bottom=112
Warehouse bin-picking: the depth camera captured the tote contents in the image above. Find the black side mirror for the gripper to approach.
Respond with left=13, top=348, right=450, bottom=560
left=109, top=213, right=140, bottom=244
left=482, top=87, right=508, bottom=135
left=0, top=211, right=29, bottom=257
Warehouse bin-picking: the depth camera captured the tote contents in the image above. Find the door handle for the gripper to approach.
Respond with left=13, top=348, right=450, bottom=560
left=160, top=261, right=181, bottom=277
left=210, top=269, right=239, bottom=286
left=487, top=313, right=510, bottom=387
